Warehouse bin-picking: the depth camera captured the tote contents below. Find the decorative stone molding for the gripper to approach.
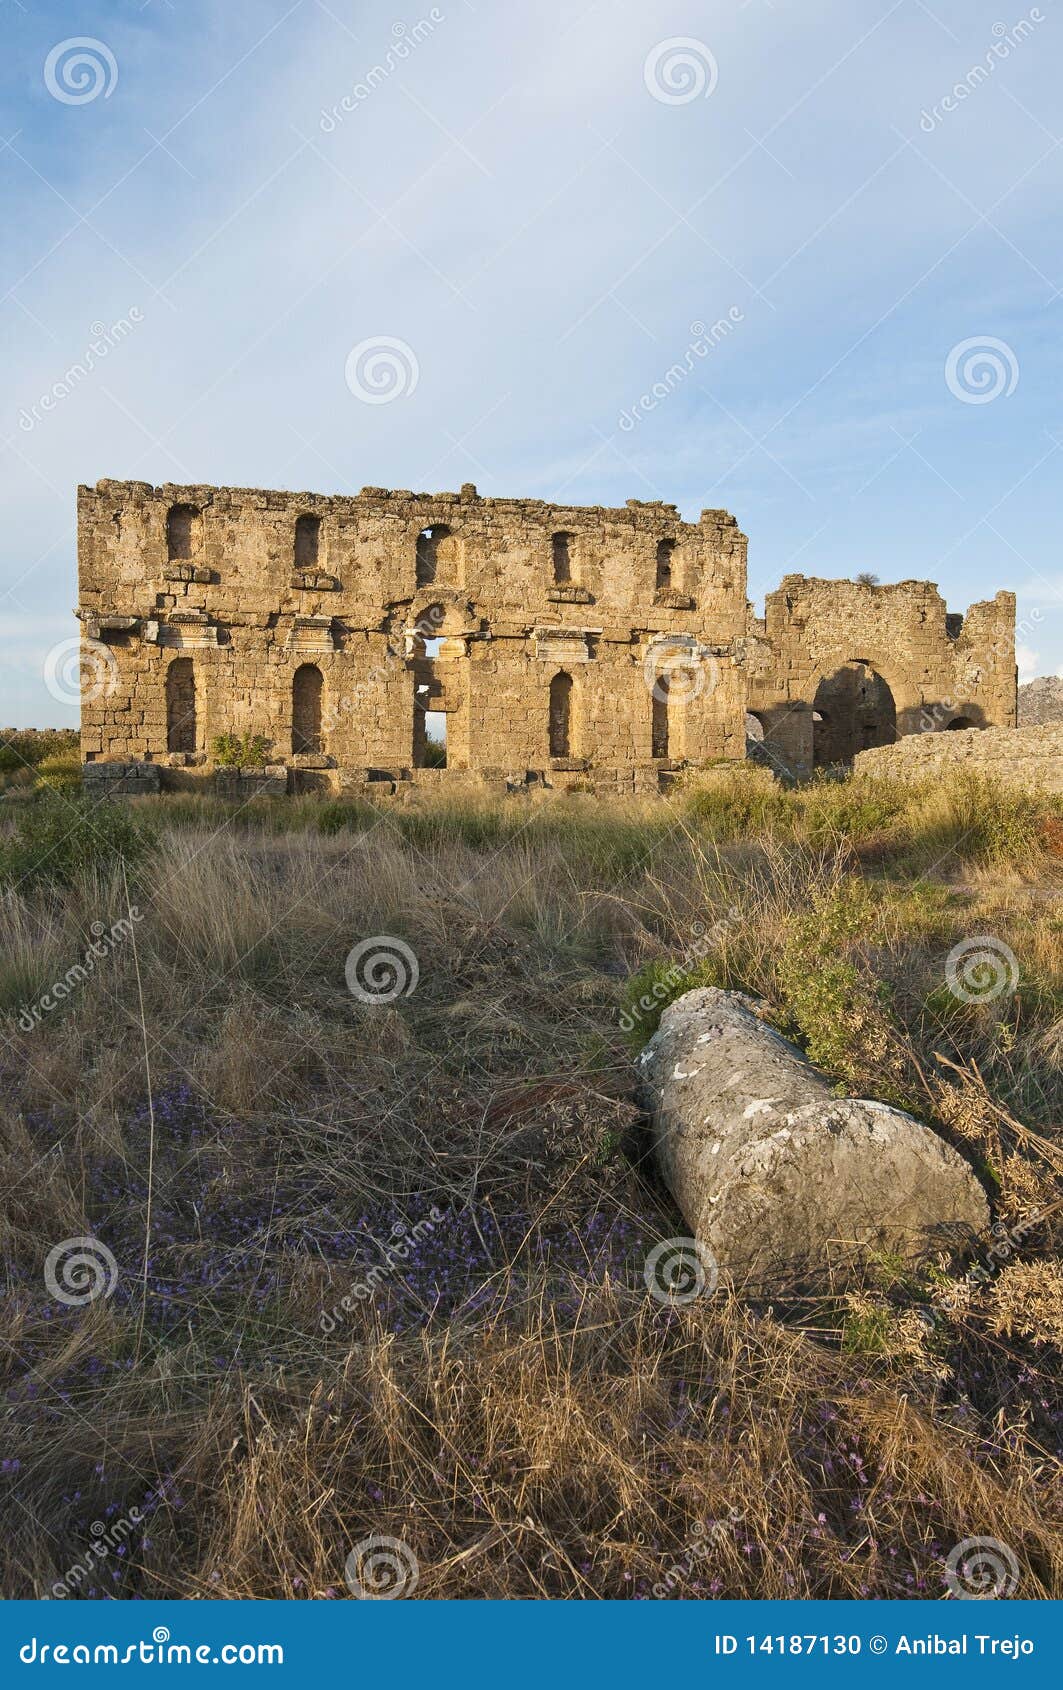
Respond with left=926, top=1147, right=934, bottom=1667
left=158, top=612, right=220, bottom=649
left=163, top=564, right=214, bottom=585
left=532, top=626, right=600, bottom=663
left=288, top=616, right=336, bottom=654
left=290, top=571, right=340, bottom=592
left=546, top=584, right=594, bottom=604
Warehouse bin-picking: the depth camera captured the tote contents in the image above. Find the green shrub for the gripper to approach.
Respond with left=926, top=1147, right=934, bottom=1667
left=0, top=729, right=80, bottom=788
left=684, top=771, right=793, bottom=839
left=211, top=732, right=271, bottom=769
left=0, top=794, right=156, bottom=890
left=776, top=881, right=915, bottom=1105
left=35, top=751, right=83, bottom=795
left=619, top=954, right=731, bottom=1053
left=316, top=799, right=378, bottom=836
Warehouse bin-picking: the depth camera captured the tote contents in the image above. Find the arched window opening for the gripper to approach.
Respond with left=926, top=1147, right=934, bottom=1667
left=414, top=684, right=447, bottom=768
left=655, top=539, right=675, bottom=593
left=292, top=663, right=324, bottom=755
left=812, top=664, right=896, bottom=767
left=744, top=712, right=765, bottom=744
left=294, top=514, right=321, bottom=570
left=946, top=715, right=975, bottom=730
left=549, top=671, right=573, bottom=758
left=552, top=532, right=574, bottom=584
left=166, top=657, right=196, bottom=754
left=167, top=504, right=199, bottom=562
left=424, top=711, right=447, bottom=767
left=416, top=525, right=458, bottom=587
left=651, top=676, right=670, bottom=758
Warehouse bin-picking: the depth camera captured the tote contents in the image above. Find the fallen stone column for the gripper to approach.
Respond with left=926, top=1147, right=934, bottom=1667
left=638, top=987, right=989, bottom=1287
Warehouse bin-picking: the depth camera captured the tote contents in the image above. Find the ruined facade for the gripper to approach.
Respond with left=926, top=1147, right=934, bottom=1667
left=76, top=479, right=1017, bottom=793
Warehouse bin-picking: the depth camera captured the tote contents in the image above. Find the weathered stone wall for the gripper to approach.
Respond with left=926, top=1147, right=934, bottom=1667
left=77, top=479, right=749, bottom=792
left=854, top=721, right=1063, bottom=791
left=76, top=480, right=1017, bottom=793
left=745, top=575, right=1016, bottom=776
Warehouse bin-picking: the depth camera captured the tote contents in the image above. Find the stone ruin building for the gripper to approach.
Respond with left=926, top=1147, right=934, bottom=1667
left=75, top=478, right=1017, bottom=796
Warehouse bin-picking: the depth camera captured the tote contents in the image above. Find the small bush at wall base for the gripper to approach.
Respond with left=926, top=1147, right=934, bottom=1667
left=211, top=732, right=271, bottom=770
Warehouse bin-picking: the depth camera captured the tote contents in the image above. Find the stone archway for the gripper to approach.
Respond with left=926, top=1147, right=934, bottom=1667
left=165, top=657, right=196, bottom=753
left=292, top=663, right=324, bottom=755
left=812, top=660, right=897, bottom=767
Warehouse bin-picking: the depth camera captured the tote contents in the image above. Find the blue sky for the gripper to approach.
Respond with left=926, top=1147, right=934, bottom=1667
left=2, top=0, right=1061, bottom=727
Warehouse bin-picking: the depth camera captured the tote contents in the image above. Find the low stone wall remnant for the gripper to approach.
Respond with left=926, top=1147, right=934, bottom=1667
left=854, top=721, right=1063, bottom=791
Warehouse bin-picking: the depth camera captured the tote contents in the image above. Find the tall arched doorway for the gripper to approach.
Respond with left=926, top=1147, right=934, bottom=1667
left=549, top=671, right=573, bottom=757
left=651, top=675, right=670, bottom=758
left=292, top=663, right=324, bottom=755
left=812, top=662, right=896, bottom=767
left=166, top=657, right=196, bottom=753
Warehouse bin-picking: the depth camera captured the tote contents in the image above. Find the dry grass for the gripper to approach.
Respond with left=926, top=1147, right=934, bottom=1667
left=0, top=769, right=1061, bottom=1599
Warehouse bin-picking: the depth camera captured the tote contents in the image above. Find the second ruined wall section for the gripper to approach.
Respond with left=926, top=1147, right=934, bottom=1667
left=744, top=575, right=1016, bottom=772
